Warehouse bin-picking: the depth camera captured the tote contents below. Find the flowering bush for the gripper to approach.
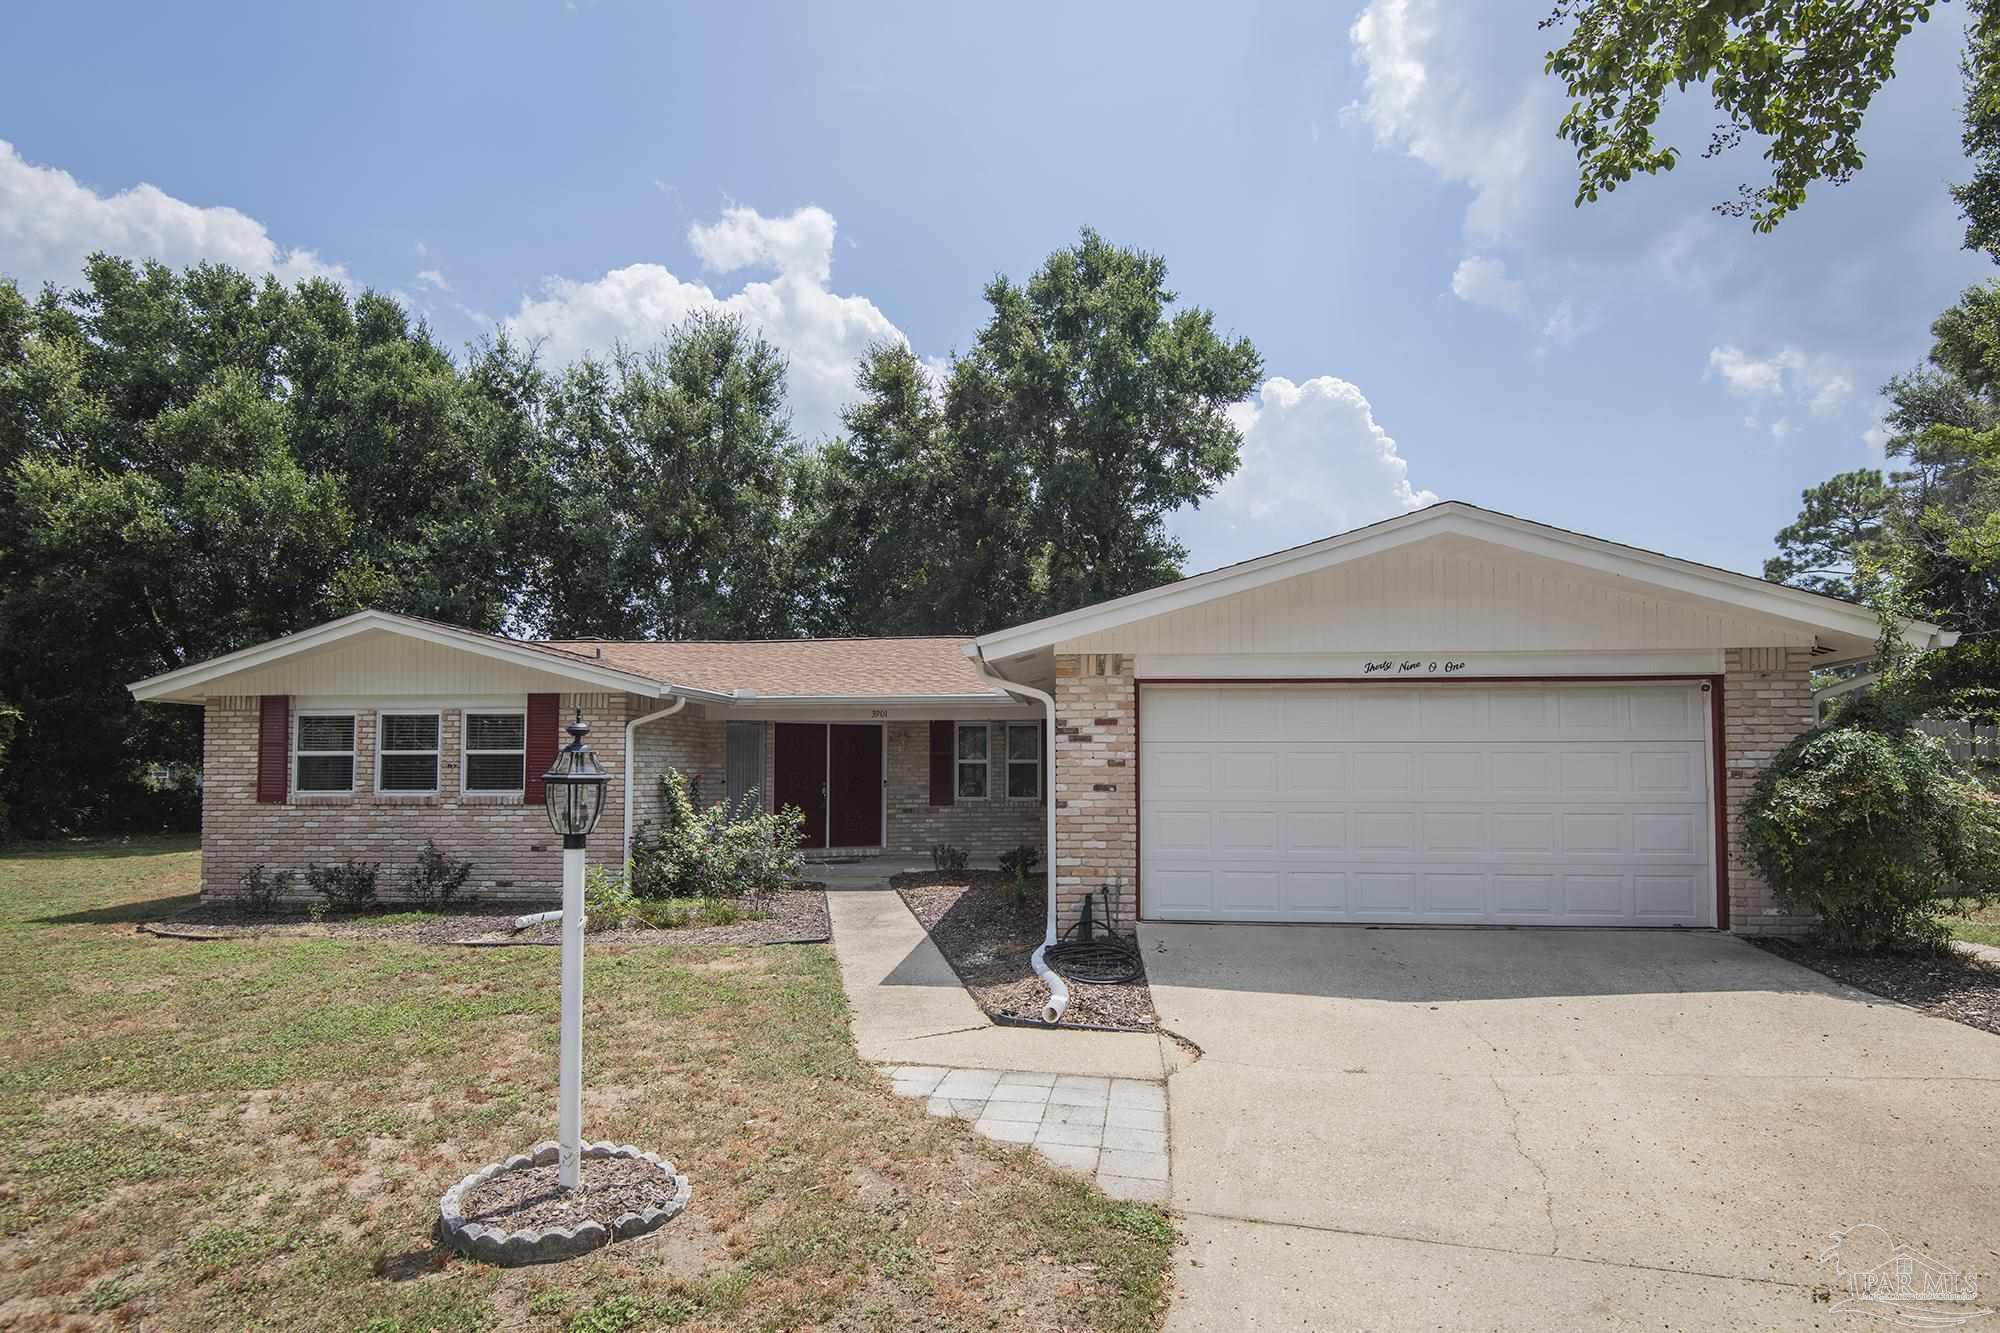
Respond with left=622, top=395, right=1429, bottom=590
left=628, top=770, right=805, bottom=900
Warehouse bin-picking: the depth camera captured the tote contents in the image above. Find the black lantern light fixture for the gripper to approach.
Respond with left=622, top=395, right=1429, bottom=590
left=542, top=710, right=610, bottom=848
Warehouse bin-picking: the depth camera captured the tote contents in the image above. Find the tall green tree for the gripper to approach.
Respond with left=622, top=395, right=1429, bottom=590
left=0, top=257, right=537, bottom=835
left=945, top=229, right=1262, bottom=621
left=523, top=311, right=804, bottom=641
left=791, top=342, right=967, bottom=635
left=1765, top=469, right=1893, bottom=596
left=1541, top=0, right=2000, bottom=248
left=1776, top=281, right=2000, bottom=720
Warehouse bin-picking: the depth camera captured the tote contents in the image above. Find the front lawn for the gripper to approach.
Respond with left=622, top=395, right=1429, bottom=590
left=0, top=838, right=1172, bottom=1332
left=1945, top=901, right=2000, bottom=949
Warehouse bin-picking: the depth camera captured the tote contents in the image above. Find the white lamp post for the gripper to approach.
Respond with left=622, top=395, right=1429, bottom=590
left=539, top=709, right=610, bottom=1191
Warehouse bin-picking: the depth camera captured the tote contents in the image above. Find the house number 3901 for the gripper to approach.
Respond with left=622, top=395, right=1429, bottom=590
left=1361, top=658, right=1469, bottom=676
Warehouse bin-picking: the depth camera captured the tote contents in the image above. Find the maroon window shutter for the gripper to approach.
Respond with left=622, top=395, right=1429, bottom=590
left=928, top=720, right=955, bottom=806
left=525, top=693, right=560, bottom=804
left=256, top=696, right=289, bottom=803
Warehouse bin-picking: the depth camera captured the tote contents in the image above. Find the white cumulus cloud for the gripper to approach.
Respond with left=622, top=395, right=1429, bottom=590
left=1450, top=255, right=1524, bottom=313
left=1707, top=344, right=1853, bottom=418
left=0, top=139, right=351, bottom=292
left=1171, top=375, right=1438, bottom=572
left=1345, top=0, right=1555, bottom=245
left=505, top=204, right=904, bottom=439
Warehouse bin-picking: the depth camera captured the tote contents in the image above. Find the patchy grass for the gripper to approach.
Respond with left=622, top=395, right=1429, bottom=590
left=0, top=837, right=1172, bottom=1331
left=628, top=896, right=767, bottom=931
left=1944, top=901, right=2000, bottom=949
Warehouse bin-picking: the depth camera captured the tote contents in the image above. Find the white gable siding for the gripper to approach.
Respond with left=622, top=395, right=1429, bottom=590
left=199, top=630, right=602, bottom=698
left=1055, top=539, right=1818, bottom=657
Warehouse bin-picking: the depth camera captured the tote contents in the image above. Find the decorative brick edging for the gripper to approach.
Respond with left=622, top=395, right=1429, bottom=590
left=437, top=1141, right=692, bottom=1266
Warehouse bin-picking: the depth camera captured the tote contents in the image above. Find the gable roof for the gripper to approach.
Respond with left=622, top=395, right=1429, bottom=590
left=129, top=612, right=1013, bottom=705
left=128, top=610, right=718, bottom=704
left=539, top=637, right=1005, bottom=699
left=969, top=501, right=1951, bottom=662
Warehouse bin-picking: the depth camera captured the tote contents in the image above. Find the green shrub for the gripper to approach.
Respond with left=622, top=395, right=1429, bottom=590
left=998, top=843, right=1040, bottom=905
left=629, top=770, right=804, bottom=900
left=1743, top=723, right=2000, bottom=951
left=235, top=863, right=283, bottom=915
left=930, top=842, right=969, bottom=875
left=584, top=864, right=640, bottom=932
left=405, top=839, right=473, bottom=910
left=305, top=859, right=380, bottom=914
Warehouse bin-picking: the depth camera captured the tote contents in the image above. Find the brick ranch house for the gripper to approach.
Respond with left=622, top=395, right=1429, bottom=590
left=132, top=502, right=1951, bottom=934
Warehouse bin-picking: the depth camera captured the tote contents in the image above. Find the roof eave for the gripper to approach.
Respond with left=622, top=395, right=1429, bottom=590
left=971, top=503, right=1947, bottom=658
left=127, top=610, right=679, bottom=704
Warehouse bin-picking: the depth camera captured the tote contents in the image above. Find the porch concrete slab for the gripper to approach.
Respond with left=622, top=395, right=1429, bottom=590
left=824, top=881, right=1175, bottom=1078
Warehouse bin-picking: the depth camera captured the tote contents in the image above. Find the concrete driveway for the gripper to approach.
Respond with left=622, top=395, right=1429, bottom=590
left=1142, top=925, right=2000, bottom=1330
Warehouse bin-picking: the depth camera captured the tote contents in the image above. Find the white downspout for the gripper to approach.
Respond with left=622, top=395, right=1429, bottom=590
left=624, top=696, right=689, bottom=864
left=968, top=649, right=1068, bottom=1023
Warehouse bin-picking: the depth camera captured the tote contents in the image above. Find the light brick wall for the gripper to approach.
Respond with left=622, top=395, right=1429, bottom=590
left=200, top=693, right=635, bottom=906
left=628, top=703, right=728, bottom=836
left=1722, top=646, right=1818, bottom=935
left=883, top=720, right=1044, bottom=859
left=1053, top=654, right=1138, bottom=929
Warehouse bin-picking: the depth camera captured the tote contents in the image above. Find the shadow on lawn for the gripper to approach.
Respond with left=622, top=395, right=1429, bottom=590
left=374, top=1243, right=453, bottom=1282
left=33, top=892, right=201, bottom=925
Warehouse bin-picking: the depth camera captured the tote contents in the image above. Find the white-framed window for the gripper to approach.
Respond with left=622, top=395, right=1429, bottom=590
left=463, top=709, right=527, bottom=795
left=956, top=723, right=990, bottom=800
left=376, top=711, right=442, bottom=795
left=1007, top=722, right=1041, bottom=799
left=294, top=712, right=357, bottom=794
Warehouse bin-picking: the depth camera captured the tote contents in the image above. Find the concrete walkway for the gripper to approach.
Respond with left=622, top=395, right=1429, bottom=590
left=821, top=869, right=1179, bottom=1079
left=888, top=1065, right=1171, bottom=1201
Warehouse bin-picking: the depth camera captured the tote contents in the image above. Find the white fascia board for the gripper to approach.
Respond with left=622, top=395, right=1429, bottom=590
left=127, top=610, right=678, bottom=703
left=970, top=503, right=1945, bottom=658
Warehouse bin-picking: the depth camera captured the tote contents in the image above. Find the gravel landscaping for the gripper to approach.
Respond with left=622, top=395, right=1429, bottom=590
left=458, top=1153, right=683, bottom=1233
left=141, top=884, right=830, bottom=947
left=894, top=871, right=1157, bottom=1030
left=1754, top=937, right=2000, bottom=1036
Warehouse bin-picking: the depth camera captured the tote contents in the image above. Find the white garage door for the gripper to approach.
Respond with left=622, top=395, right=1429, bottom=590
left=1140, top=683, right=1714, bottom=926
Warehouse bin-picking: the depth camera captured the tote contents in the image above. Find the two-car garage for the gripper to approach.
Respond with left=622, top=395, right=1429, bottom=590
left=1138, top=681, right=1718, bottom=927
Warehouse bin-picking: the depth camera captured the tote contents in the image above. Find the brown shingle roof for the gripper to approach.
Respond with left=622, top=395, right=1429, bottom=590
left=534, top=637, right=1004, bottom=699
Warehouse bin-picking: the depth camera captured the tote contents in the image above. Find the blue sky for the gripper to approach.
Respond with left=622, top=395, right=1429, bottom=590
left=1, top=1, right=1990, bottom=579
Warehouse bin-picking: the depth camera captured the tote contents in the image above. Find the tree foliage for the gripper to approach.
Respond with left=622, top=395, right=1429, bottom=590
left=1542, top=1, right=1949, bottom=235
left=0, top=231, right=1261, bottom=836
left=946, top=230, right=1263, bottom=620
left=1764, top=469, right=1892, bottom=597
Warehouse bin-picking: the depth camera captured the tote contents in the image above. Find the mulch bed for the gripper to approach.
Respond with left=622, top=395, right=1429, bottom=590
left=459, top=1156, right=680, bottom=1233
left=894, top=871, right=1157, bottom=1030
left=1754, top=938, right=2000, bottom=1037
left=140, top=884, right=830, bottom=948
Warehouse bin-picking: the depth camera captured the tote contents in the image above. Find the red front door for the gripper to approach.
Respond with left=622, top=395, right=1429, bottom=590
left=827, top=724, right=883, bottom=848
left=772, top=723, right=883, bottom=850
left=773, top=723, right=827, bottom=848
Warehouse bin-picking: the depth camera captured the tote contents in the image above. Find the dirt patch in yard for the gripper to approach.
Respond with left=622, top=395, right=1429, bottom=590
left=141, top=884, right=829, bottom=948
left=895, top=871, right=1157, bottom=1030
left=1754, top=937, right=2000, bottom=1036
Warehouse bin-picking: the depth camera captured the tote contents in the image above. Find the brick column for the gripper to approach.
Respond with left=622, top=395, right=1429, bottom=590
left=1723, top=646, right=1817, bottom=935
left=1053, top=653, right=1138, bottom=928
